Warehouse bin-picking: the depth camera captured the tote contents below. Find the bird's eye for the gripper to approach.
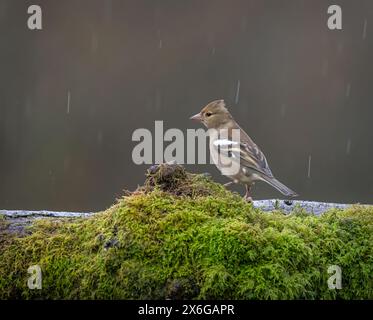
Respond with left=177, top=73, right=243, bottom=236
left=205, top=112, right=212, bottom=117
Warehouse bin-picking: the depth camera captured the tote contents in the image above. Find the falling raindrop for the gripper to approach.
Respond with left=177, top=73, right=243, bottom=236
left=337, top=42, right=344, bottom=54
left=346, top=138, right=351, bottom=155
left=67, top=91, right=71, bottom=114
left=321, top=59, right=329, bottom=77
left=362, top=19, right=367, bottom=40
left=157, top=29, right=162, bottom=49
left=64, top=156, right=71, bottom=172
left=241, top=17, right=247, bottom=31
left=97, top=130, right=103, bottom=145
left=211, top=47, right=216, bottom=55
left=345, top=83, right=351, bottom=97
left=91, top=33, right=98, bottom=53
left=307, top=155, right=312, bottom=178
left=235, top=80, right=240, bottom=104
left=280, top=104, right=287, bottom=117
left=24, top=96, right=32, bottom=117
left=0, top=2, right=8, bottom=20
left=155, top=89, right=162, bottom=112
left=104, top=0, right=113, bottom=22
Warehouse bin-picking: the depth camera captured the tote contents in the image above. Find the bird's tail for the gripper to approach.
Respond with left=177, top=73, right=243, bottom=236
left=262, top=176, right=298, bottom=197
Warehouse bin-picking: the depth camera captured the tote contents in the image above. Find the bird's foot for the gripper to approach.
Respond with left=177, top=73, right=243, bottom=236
left=244, top=184, right=253, bottom=203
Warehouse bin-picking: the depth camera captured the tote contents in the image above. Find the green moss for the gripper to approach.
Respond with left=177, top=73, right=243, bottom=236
left=0, top=165, right=372, bottom=299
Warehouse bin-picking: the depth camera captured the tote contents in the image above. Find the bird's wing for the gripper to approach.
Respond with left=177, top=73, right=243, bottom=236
left=238, top=141, right=273, bottom=177
left=212, top=137, right=274, bottom=178
left=237, top=125, right=274, bottom=177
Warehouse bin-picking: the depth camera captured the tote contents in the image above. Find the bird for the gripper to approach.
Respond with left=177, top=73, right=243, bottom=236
left=190, top=99, right=298, bottom=202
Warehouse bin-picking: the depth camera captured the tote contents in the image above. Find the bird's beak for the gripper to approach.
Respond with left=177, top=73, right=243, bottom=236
left=190, top=113, right=202, bottom=122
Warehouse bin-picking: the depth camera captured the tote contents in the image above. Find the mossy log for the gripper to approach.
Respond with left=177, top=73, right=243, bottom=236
left=0, top=200, right=351, bottom=236
left=0, top=164, right=372, bottom=299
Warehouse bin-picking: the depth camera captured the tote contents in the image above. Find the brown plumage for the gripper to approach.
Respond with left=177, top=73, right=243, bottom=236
left=190, top=99, right=298, bottom=201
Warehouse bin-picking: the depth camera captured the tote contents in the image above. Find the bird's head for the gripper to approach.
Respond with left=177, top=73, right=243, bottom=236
left=190, top=99, right=233, bottom=129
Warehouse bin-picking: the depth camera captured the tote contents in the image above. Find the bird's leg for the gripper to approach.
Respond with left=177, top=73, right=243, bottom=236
left=223, top=181, right=234, bottom=187
left=244, top=184, right=253, bottom=203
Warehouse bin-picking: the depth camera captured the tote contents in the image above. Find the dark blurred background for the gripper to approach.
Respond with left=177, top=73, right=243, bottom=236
left=0, top=0, right=372, bottom=211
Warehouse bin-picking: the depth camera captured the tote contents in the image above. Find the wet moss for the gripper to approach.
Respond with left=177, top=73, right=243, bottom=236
left=0, top=165, right=372, bottom=299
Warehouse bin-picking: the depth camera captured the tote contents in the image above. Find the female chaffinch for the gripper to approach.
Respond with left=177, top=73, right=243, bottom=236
left=190, top=99, right=298, bottom=201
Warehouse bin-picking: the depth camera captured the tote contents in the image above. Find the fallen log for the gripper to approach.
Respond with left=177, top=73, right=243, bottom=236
left=0, top=199, right=355, bottom=236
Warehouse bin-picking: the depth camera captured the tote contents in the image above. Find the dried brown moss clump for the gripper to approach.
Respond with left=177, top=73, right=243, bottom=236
left=0, top=165, right=372, bottom=299
left=141, top=163, right=226, bottom=197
